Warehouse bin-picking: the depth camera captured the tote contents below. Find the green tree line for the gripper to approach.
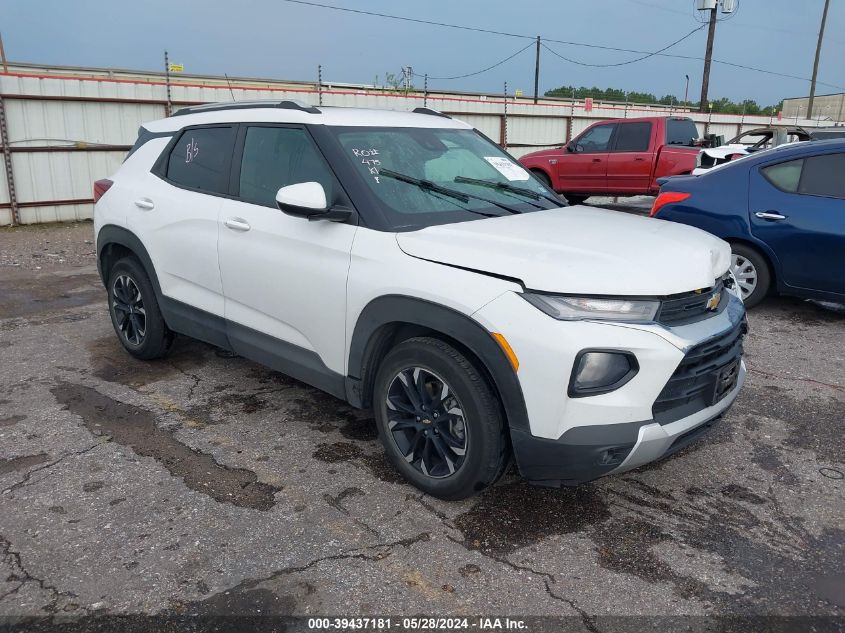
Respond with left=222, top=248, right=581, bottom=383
left=544, top=85, right=783, bottom=116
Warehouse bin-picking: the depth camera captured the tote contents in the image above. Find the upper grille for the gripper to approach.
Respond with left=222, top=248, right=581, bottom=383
left=657, top=279, right=725, bottom=325
left=652, top=318, right=746, bottom=425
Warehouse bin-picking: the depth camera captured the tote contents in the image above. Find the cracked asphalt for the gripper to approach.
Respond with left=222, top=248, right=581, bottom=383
left=0, top=221, right=843, bottom=630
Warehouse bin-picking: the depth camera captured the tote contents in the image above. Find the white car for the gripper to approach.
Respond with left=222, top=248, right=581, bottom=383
left=93, top=101, right=747, bottom=499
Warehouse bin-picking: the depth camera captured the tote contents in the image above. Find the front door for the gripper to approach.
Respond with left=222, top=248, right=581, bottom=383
left=750, top=151, right=845, bottom=296
left=218, top=125, right=357, bottom=379
left=557, top=122, right=615, bottom=193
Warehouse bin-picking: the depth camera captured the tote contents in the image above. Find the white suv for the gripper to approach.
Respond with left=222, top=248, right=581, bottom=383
left=93, top=101, right=747, bottom=499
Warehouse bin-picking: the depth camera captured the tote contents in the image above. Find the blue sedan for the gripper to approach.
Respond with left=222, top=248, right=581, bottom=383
left=651, top=138, right=845, bottom=307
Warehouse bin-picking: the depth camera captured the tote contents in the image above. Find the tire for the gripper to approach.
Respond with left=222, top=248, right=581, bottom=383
left=372, top=337, right=509, bottom=500
left=563, top=194, right=589, bottom=205
left=730, top=243, right=771, bottom=309
left=531, top=170, right=553, bottom=189
left=106, top=256, right=174, bottom=359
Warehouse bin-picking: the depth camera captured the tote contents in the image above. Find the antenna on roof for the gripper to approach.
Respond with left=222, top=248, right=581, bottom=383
left=224, top=74, right=236, bottom=101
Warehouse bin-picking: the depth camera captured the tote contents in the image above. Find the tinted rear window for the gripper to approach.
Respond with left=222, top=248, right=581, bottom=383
left=799, top=153, right=845, bottom=199
left=613, top=122, right=652, bottom=152
left=665, top=119, right=699, bottom=146
left=166, top=126, right=235, bottom=194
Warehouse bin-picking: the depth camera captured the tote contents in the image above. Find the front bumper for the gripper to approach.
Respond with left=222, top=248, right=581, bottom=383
left=471, top=290, right=746, bottom=485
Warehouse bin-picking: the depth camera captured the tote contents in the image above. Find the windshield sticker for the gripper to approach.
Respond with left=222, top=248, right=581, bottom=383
left=352, top=148, right=382, bottom=184
left=484, top=156, right=529, bottom=181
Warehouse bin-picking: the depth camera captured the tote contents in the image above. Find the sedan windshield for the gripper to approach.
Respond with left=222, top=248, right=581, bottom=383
left=326, top=126, right=562, bottom=229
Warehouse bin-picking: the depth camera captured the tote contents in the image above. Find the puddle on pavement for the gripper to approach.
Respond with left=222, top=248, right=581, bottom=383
left=453, top=481, right=610, bottom=556
left=0, top=452, right=48, bottom=476
left=52, top=382, right=280, bottom=510
left=88, top=335, right=213, bottom=388
left=312, top=441, right=405, bottom=484
left=0, top=272, right=103, bottom=319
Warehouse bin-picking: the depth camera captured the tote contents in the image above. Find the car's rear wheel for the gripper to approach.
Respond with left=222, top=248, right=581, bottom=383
left=107, top=256, right=174, bottom=359
left=730, top=243, right=771, bottom=308
left=373, top=337, right=509, bottom=500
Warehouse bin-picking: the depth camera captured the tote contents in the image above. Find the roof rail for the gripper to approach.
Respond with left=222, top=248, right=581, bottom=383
left=173, top=99, right=320, bottom=117
left=411, top=107, right=452, bottom=119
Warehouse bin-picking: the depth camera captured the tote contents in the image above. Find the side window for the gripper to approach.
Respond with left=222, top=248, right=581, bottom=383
left=613, top=122, right=652, bottom=152
left=798, top=153, right=845, bottom=200
left=762, top=159, right=803, bottom=192
left=166, top=127, right=235, bottom=194
left=576, top=124, right=615, bottom=153
left=238, top=126, right=335, bottom=207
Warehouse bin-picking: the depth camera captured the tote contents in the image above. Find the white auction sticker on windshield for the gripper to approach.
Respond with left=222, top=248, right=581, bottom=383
left=484, top=156, right=530, bottom=181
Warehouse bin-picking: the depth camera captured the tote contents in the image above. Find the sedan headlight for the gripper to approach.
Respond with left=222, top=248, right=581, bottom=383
left=522, top=294, right=660, bottom=322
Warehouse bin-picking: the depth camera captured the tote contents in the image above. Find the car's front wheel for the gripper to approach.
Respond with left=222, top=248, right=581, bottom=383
left=373, top=337, right=509, bottom=500
left=730, top=243, right=771, bottom=308
left=107, top=256, right=174, bottom=359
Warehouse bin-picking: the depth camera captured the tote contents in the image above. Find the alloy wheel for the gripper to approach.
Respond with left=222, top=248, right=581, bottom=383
left=731, top=253, right=758, bottom=300
left=385, top=367, right=468, bottom=478
left=112, top=274, right=146, bottom=346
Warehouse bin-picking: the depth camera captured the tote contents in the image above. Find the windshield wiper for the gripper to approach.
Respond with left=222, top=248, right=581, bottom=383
left=454, top=176, right=563, bottom=207
left=378, top=168, right=522, bottom=215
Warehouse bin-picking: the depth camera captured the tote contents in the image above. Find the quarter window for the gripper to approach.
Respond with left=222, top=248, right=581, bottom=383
left=166, top=127, right=235, bottom=194
left=613, top=122, right=652, bottom=152
left=576, top=124, right=615, bottom=152
left=238, top=126, right=335, bottom=207
left=762, top=159, right=803, bottom=192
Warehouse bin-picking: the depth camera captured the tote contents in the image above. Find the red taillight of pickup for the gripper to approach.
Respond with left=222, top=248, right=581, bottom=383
left=93, top=179, right=113, bottom=203
left=650, top=191, right=691, bottom=217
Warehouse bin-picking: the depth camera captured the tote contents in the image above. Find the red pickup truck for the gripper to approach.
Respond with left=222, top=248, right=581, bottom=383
left=519, top=116, right=701, bottom=204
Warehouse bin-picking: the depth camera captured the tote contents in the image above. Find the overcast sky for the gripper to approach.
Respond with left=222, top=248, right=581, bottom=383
left=4, top=0, right=843, bottom=105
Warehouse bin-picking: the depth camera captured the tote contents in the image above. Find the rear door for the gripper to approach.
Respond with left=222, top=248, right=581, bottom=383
left=130, top=125, right=235, bottom=317
left=606, top=121, right=654, bottom=193
left=749, top=151, right=845, bottom=295
left=557, top=122, right=615, bottom=192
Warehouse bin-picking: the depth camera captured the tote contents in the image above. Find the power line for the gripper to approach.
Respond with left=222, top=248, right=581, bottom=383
left=413, top=42, right=535, bottom=80
left=278, top=0, right=844, bottom=90
left=541, top=25, right=705, bottom=67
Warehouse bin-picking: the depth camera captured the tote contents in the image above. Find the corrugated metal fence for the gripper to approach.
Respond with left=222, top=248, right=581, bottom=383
left=0, top=62, right=832, bottom=226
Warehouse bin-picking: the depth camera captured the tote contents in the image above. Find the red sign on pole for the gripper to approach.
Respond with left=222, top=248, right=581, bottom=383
left=584, top=97, right=593, bottom=112
left=777, top=110, right=783, bottom=121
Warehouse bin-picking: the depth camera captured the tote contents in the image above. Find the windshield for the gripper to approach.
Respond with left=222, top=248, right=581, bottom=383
left=327, top=126, right=561, bottom=229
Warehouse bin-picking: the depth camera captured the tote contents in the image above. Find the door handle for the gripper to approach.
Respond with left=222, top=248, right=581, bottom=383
left=754, top=211, right=787, bottom=221
left=634, top=157, right=646, bottom=162
left=224, top=217, right=251, bottom=232
left=592, top=158, right=602, bottom=163
left=134, top=198, right=155, bottom=211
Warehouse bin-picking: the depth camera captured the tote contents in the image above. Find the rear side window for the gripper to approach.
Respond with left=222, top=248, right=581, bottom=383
left=165, top=126, right=236, bottom=194
left=799, top=153, right=845, bottom=199
left=665, top=118, right=699, bottom=146
left=762, top=159, right=803, bottom=192
left=613, top=122, right=652, bottom=152
left=237, top=126, right=336, bottom=207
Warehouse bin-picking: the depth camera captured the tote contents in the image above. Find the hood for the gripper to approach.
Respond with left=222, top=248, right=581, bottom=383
left=396, top=206, right=730, bottom=296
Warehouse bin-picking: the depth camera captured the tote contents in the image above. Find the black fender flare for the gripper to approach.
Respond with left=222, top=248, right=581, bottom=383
left=345, top=295, right=529, bottom=432
left=96, top=224, right=163, bottom=297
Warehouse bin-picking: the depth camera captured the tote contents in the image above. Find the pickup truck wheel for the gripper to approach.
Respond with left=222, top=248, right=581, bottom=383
left=531, top=170, right=553, bottom=189
left=373, top=337, right=508, bottom=500
left=563, top=194, right=589, bottom=205
left=730, top=244, right=771, bottom=308
left=107, top=256, right=174, bottom=359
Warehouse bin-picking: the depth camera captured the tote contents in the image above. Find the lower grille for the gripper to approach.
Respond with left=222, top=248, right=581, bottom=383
left=653, top=319, right=746, bottom=425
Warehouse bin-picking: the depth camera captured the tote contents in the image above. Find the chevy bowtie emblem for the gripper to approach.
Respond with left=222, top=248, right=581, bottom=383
left=706, top=291, right=721, bottom=311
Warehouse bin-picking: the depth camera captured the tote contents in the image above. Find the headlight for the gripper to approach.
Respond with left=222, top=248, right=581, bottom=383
left=522, top=294, right=659, bottom=322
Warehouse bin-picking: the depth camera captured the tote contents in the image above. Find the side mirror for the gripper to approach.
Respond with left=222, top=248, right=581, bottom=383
left=275, top=182, right=352, bottom=222
left=566, top=142, right=577, bottom=153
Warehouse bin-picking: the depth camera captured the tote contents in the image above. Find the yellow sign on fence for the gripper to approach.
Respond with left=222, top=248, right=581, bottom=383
left=168, top=63, right=184, bottom=73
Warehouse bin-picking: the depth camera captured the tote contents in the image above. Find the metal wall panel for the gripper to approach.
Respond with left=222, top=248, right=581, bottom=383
left=11, top=151, right=124, bottom=203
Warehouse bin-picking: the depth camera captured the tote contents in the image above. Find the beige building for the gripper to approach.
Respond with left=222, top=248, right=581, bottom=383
left=782, top=92, right=845, bottom=123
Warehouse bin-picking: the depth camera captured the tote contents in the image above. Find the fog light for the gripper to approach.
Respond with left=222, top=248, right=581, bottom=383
left=568, top=351, right=638, bottom=397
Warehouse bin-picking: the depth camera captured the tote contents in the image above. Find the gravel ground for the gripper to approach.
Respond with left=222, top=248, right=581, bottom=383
left=0, top=219, right=843, bottom=631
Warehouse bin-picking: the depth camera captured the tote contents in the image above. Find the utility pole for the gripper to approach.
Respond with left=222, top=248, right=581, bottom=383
left=533, top=36, right=541, bottom=104
left=699, top=4, right=718, bottom=113
left=807, top=0, right=831, bottom=119
left=164, top=50, right=172, bottom=117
